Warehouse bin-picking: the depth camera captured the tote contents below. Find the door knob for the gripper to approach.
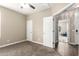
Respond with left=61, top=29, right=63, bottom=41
left=76, top=29, right=78, bottom=32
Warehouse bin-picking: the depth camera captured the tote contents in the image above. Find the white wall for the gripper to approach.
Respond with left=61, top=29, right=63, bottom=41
left=26, top=3, right=68, bottom=44
left=26, top=8, right=52, bottom=44
left=0, top=6, right=26, bottom=46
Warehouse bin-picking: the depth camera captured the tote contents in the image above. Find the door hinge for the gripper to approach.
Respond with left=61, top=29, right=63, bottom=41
left=53, top=18, right=55, bottom=21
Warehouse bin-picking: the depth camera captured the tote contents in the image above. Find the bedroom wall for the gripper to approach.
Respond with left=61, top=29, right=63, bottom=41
left=0, top=6, right=26, bottom=46
left=26, top=8, right=52, bottom=44
left=26, top=3, right=68, bottom=44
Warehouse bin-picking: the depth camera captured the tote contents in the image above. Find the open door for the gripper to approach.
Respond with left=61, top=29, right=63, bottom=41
left=43, top=16, right=55, bottom=48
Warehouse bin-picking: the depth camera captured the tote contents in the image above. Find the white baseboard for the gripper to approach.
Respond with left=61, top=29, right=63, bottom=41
left=26, top=39, right=53, bottom=48
left=26, top=39, right=55, bottom=48
left=0, top=40, right=26, bottom=48
left=26, top=39, right=43, bottom=45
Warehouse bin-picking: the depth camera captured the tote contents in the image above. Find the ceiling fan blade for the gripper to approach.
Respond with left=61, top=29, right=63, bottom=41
left=29, top=4, right=35, bottom=9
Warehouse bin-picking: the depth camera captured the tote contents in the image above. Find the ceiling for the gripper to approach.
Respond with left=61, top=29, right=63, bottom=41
left=0, top=3, right=52, bottom=15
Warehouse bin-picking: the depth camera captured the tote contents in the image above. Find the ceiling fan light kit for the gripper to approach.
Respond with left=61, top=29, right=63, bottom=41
left=20, top=3, right=35, bottom=9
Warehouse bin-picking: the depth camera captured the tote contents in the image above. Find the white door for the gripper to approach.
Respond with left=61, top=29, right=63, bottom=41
left=0, top=11, right=1, bottom=39
left=26, top=20, right=32, bottom=41
left=74, top=9, right=79, bottom=44
left=43, top=16, right=54, bottom=48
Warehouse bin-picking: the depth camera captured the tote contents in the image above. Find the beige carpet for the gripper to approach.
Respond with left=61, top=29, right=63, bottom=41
left=0, top=41, right=78, bottom=56
left=0, top=41, right=61, bottom=56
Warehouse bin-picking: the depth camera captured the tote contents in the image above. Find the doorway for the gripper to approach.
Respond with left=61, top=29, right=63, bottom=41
left=55, top=8, right=78, bottom=56
left=58, top=19, right=69, bottom=43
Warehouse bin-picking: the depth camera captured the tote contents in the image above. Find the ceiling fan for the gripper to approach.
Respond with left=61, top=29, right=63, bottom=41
left=20, top=3, right=35, bottom=9
left=28, top=4, right=35, bottom=9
